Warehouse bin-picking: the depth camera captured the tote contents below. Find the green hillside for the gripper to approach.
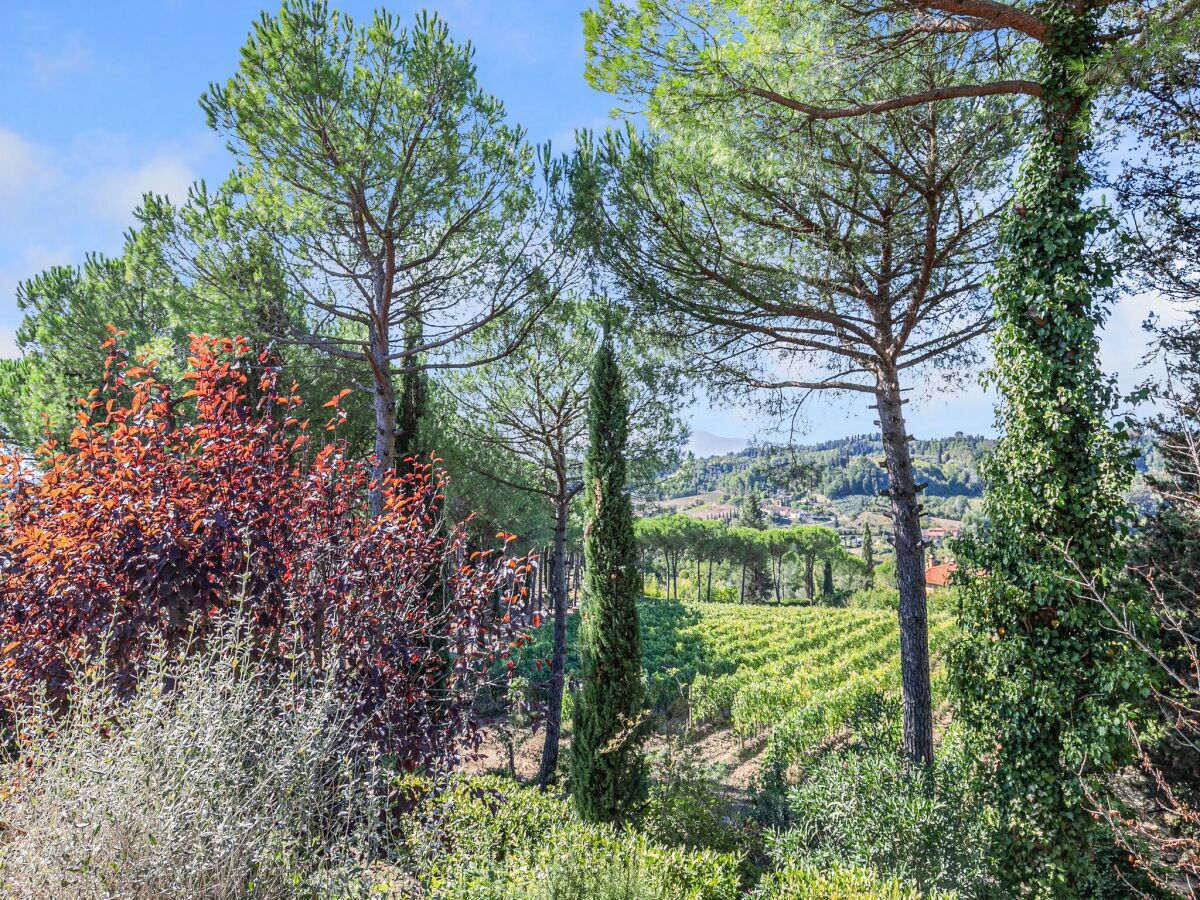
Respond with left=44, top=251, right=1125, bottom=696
left=645, top=434, right=992, bottom=533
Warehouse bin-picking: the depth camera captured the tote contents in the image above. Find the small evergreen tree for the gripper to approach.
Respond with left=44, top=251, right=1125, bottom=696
left=571, top=338, right=647, bottom=823
left=739, top=490, right=768, bottom=530
left=862, top=524, right=875, bottom=586
left=822, top=559, right=834, bottom=598
left=736, top=491, right=773, bottom=601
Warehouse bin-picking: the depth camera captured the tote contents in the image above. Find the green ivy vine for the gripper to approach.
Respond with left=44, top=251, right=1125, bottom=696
left=949, top=2, right=1154, bottom=896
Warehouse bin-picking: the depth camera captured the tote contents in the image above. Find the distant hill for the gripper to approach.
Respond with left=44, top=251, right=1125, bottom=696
left=686, top=430, right=750, bottom=458
left=645, top=431, right=1161, bottom=553
left=658, top=434, right=990, bottom=500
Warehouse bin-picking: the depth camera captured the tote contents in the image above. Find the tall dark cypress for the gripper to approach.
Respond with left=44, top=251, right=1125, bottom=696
left=570, top=338, right=647, bottom=823
left=395, top=318, right=427, bottom=469
left=739, top=490, right=767, bottom=530
left=861, top=523, right=875, bottom=586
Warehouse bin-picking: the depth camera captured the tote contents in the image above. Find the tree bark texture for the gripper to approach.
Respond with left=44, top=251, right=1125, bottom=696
left=367, top=272, right=397, bottom=518
left=876, top=370, right=934, bottom=765
left=537, top=498, right=571, bottom=787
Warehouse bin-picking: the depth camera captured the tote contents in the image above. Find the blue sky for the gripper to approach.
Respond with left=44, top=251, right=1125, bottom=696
left=0, top=1, right=1170, bottom=452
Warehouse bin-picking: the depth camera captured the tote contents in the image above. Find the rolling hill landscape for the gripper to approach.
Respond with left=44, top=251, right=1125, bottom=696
left=643, top=434, right=992, bottom=559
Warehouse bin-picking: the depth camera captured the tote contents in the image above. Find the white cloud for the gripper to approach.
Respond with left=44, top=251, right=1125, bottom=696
left=0, top=129, right=59, bottom=202
left=0, top=126, right=217, bottom=336
left=0, top=327, right=17, bottom=359
left=88, top=154, right=197, bottom=223
left=30, top=33, right=95, bottom=88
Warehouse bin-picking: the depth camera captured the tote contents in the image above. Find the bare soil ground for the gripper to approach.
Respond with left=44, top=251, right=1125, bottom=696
left=463, top=713, right=770, bottom=806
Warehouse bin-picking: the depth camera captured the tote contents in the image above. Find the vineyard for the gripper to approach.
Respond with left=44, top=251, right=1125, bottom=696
left=521, top=599, right=957, bottom=782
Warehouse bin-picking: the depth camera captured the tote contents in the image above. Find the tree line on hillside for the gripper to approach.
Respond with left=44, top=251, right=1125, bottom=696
left=635, top=514, right=851, bottom=605
left=655, top=435, right=992, bottom=504
left=0, top=0, right=1197, bottom=894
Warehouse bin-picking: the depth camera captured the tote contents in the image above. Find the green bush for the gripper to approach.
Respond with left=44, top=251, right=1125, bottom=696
left=639, top=741, right=752, bottom=858
left=846, top=586, right=898, bottom=610
left=753, top=862, right=956, bottom=899
left=773, top=737, right=996, bottom=897
left=399, top=774, right=742, bottom=900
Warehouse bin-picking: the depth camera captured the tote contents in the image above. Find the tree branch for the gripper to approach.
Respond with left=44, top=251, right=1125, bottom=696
left=748, top=80, right=1042, bottom=120
left=904, top=0, right=1048, bottom=41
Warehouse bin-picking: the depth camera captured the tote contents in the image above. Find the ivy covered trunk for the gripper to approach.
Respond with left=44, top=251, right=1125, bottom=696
left=949, top=3, right=1149, bottom=894
left=875, top=369, right=933, bottom=766
left=536, top=494, right=571, bottom=788
left=570, top=339, right=647, bottom=823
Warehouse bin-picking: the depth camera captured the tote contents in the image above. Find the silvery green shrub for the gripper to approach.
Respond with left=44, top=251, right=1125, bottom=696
left=0, top=625, right=396, bottom=899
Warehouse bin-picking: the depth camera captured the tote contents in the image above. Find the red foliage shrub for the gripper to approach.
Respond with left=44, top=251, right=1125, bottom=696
left=0, top=331, right=531, bottom=769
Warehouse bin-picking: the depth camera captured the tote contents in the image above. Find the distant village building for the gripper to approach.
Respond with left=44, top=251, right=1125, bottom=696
left=924, top=562, right=958, bottom=589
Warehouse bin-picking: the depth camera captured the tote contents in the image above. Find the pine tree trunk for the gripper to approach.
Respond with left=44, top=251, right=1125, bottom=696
left=875, top=371, right=933, bottom=765
left=364, top=265, right=398, bottom=517
left=537, top=497, right=571, bottom=787
left=805, top=558, right=815, bottom=600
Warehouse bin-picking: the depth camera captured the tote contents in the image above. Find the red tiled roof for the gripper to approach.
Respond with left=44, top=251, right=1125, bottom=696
left=925, top=562, right=958, bottom=588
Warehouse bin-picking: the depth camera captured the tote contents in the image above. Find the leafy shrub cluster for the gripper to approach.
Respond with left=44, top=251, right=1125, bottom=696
left=639, top=740, right=752, bottom=858
left=0, top=333, right=530, bottom=769
left=771, top=733, right=996, bottom=898
left=752, top=863, right=955, bottom=900
left=397, top=774, right=743, bottom=899
left=0, top=638, right=921, bottom=900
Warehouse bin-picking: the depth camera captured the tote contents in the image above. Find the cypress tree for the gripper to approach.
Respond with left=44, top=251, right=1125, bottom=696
left=861, top=524, right=875, bottom=586
left=739, top=490, right=767, bottom=530
left=821, top=558, right=834, bottom=598
left=570, top=338, right=647, bottom=823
